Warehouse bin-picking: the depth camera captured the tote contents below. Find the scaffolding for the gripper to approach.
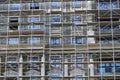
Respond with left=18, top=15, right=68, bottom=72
left=0, top=0, right=120, bottom=80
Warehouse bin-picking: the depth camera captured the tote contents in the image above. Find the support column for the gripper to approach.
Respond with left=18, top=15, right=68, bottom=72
left=41, top=54, right=45, bottom=80
left=0, top=56, right=1, bottom=76
left=19, top=53, right=23, bottom=80
left=87, top=28, right=95, bottom=44
left=64, top=59, right=68, bottom=77
left=89, top=59, right=94, bottom=76
left=87, top=1, right=93, bottom=10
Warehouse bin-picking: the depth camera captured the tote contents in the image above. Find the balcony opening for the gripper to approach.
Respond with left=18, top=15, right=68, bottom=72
left=10, top=4, right=20, bottom=10
left=29, top=16, right=40, bottom=23
left=97, top=0, right=118, bottom=9
left=50, top=78, right=61, bottom=80
left=9, top=26, right=18, bottom=30
left=72, top=1, right=81, bottom=8
left=72, top=37, right=82, bottom=44
left=7, top=57, right=17, bottom=62
left=72, top=15, right=81, bottom=24
left=9, top=17, right=18, bottom=23
left=29, top=37, right=40, bottom=44
left=28, top=57, right=39, bottom=62
left=98, top=18, right=119, bottom=21
left=8, top=38, right=19, bottom=44
left=51, top=15, right=60, bottom=23
left=51, top=2, right=60, bottom=9
left=0, top=38, right=6, bottom=44
left=20, top=38, right=28, bottom=44
left=50, top=38, right=60, bottom=45
left=30, top=2, right=39, bottom=9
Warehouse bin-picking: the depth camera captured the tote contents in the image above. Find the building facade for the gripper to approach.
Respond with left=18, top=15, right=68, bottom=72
left=0, top=0, right=120, bottom=80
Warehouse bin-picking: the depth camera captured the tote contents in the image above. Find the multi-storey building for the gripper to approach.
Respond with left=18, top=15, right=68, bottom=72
left=0, top=0, right=120, bottom=80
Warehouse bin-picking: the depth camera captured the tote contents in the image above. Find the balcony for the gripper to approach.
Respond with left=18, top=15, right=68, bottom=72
left=50, top=43, right=120, bottom=50
left=95, top=30, right=120, bottom=34
left=0, top=30, right=44, bottom=36
left=0, top=44, right=46, bottom=50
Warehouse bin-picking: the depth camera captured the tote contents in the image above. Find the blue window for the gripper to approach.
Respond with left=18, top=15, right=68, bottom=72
left=98, top=2, right=117, bottom=9
left=8, top=38, right=18, bottom=44
left=50, top=78, right=61, bottom=80
left=29, top=16, right=39, bottom=23
left=30, top=2, right=39, bottom=9
left=72, top=1, right=81, bottom=7
left=7, top=57, right=17, bottom=62
left=29, top=25, right=40, bottom=30
left=29, top=78, right=39, bottom=80
left=29, top=37, right=40, bottom=44
left=72, top=15, right=81, bottom=24
left=113, top=26, right=119, bottom=30
left=115, top=63, right=120, bottom=72
left=51, top=16, right=60, bottom=23
left=72, top=37, right=82, bottom=44
left=99, top=63, right=114, bottom=73
left=28, top=57, right=38, bottom=62
left=51, top=38, right=60, bottom=45
left=51, top=56, right=61, bottom=63
left=72, top=56, right=82, bottom=67
left=72, top=78, right=83, bottom=80
left=51, top=56, right=61, bottom=68
left=51, top=2, right=60, bottom=7
left=10, top=4, right=20, bottom=10
left=112, top=2, right=117, bottom=9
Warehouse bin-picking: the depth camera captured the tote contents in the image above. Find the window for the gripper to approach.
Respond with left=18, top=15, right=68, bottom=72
left=8, top=38, right=19, bottom=44
left=51, top=38, right=60, bottom=45
left=50, top=56, right=61, bottom=63
left=29, top=16, right=40, bottom=23
left=0, top=38, right=6, bottom=44
left=115, top=63, right=120, bottom=72
left=29, top=78, right=39, bottom=80
left=71, top=55, right=82, bottom=67
left=98, top=1, right=118, bottom=9
left=10, top=4, right=20, bottom=10
left=50, top=56, right=61, bottom=68
left=50, top=78, right=61, bottom=80
left=51, top=2, right=60, bottom=7
left=30, top=63, right=39, bottom=68
left=99, top=63, right=120, bottom=73
left=29, top=37, right=40, bottom=44
left=72, top=1, right=81, bottom=8
left=20, top=38, right=28, bottom=44
left=72, top=37, right=82, bottom=44
left=7, top=57, right=17, bottom=62
left=112, top=1, right=117, bottom=8
left=99, top=63, right=114, bottom=73
left=30, top=2, right=39, bottom=9
left=21, top=25, right=28, bottom=30
left=0, top=26, right=7, bottom=31
left=9, top=17, right=18, bottom=23
left=72, top=78, right=83, bottom=80
left=72, top=15, right=81, bottom=24
left=29, top=25, right=40, bottom=30
left=51, top=16, right=60, bottom=23
left=100, top=38, right=119, bottom=44
left=28, top=57, right=39, bottom=62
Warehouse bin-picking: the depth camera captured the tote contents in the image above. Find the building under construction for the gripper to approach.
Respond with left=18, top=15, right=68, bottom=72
left=0, top=0, right=120, bottom=80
